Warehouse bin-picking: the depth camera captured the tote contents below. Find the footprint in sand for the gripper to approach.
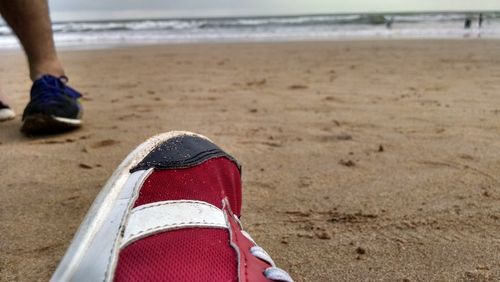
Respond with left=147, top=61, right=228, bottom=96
left=90, top=139, right=120, bottom=148
left=35, top=138, right=76, bottom=145
left=246, top=79, right=267, bottom=87
left=79, top=163, right=93, bottom=169
left=288, top=84, right=308, bottom=90
left=118, top=113, right=142, bottom=120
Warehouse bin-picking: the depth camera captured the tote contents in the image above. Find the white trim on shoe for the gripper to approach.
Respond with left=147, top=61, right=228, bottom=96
left=120, top=200, right=228, bottom=249
left=53, top=116, right=82, bottom=125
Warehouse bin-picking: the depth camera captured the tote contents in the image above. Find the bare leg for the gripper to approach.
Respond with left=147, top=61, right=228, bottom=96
left=0, top=0, right=64, bottom=81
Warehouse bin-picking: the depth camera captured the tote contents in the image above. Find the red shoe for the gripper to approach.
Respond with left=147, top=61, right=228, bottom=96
left=52, top=131, right=292, bottom=282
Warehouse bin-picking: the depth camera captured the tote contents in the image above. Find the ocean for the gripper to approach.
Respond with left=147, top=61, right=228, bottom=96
left=0, top=12, right=499, bottom=49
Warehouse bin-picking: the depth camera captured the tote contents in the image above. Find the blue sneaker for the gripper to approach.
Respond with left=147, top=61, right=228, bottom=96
left=21, top=75, right=83, bottom=134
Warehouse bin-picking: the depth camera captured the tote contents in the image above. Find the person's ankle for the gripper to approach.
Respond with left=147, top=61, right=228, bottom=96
left=29, top=60, right=65, bottom=81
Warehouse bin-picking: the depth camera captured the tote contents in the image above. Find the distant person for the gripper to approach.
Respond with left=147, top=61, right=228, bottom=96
left=0, top=0, right=83, bottom=134
left=386, top=16, right=394, bottom=29
left=464, top=16, right=472, bottom=29
left=479, top=13, right=483, bottom=28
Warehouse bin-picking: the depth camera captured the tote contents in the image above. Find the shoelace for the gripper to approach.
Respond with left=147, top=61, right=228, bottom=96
left=250, top=246, right=293, bottom=282
left=31, top=75, right=81, bottom=105
left=241, top=228, right=293, bottom=282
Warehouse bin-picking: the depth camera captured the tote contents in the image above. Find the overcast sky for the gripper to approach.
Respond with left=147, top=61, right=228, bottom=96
left=49, top=0, right=500, bottom=21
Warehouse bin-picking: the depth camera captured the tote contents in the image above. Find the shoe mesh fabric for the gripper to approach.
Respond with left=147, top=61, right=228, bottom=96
left=133, top=157, right=242, bottom=215
left=114, top=229, right=237, bottom=282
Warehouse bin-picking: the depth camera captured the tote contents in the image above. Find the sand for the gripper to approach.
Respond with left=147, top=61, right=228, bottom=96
left=1, top=40, right=499, bottom=281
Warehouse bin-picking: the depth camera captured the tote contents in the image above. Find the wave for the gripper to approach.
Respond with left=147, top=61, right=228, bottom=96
left=1, top=12, right=497, bottom=36
left=0, top=12, right=499, bottom=48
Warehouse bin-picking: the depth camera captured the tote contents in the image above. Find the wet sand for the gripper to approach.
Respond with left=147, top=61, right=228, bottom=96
left=1, top=40, right=500, bottom=281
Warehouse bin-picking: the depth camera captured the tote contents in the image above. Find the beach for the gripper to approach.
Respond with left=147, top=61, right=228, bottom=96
left=1, top=39, right=500, bottom=281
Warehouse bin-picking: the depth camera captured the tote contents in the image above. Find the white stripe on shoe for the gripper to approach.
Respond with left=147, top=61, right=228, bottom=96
left=53, top=116, right=82, bottom=125
left=120, top=200, right=228, bottom=248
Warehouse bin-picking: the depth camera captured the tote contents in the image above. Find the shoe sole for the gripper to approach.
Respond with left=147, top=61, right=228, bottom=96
left=21, top=114, right=82, bottom=135
left=51, top=131, right=213, bottom=281
left=0, top=109, right=15, bottom=122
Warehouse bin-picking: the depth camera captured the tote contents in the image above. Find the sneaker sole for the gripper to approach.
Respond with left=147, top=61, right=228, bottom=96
left=21, top=114, right=82, bottom=134
left=0, top=108, right=15, bottom=122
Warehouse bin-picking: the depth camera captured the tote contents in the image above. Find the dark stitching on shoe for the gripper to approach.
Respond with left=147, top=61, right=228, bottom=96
left=131, top=149, right=237, bottom=172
